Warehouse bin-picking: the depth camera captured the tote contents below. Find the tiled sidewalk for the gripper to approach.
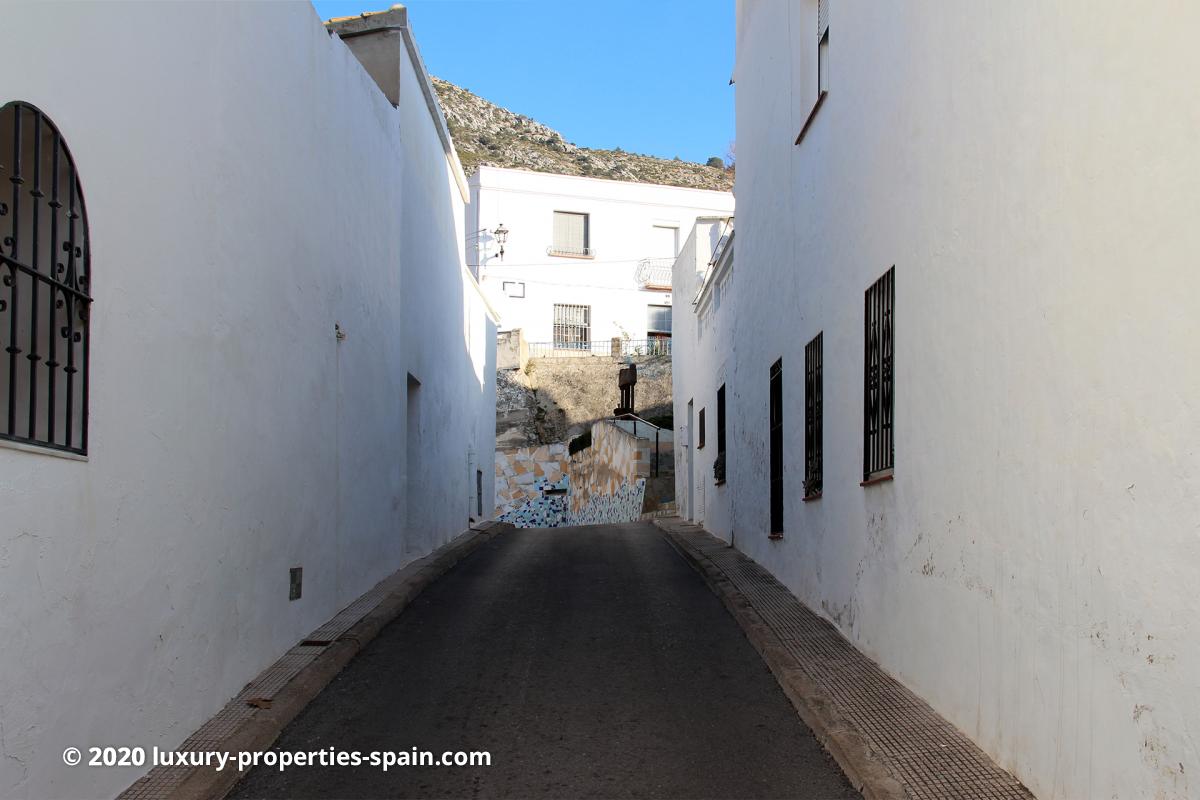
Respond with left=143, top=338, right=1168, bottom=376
left=656, top=517, right=1033, bottom=800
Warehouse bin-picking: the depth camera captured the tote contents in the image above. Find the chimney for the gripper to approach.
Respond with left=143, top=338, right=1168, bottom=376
left=325, top=5, right=407, bottom=107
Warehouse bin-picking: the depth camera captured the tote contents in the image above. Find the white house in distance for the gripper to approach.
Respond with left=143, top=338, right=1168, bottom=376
left=675, top=2, right=1200, bottom=798
left=0, top=5, right=495, bottom=798
left=670, top=217, right=734, bottom=538
left=467, top=166, right=733, bottom=356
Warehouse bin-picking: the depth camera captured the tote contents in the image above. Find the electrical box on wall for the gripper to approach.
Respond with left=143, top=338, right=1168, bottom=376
left=289, top=567, right=302, bottom=601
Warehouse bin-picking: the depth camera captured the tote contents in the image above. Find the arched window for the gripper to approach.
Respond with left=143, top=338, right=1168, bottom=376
left=0, top=102, right=90, bottom=455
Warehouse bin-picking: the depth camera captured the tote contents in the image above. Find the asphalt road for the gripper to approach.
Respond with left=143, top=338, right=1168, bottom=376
left=230, top=522, right=859, bottom=799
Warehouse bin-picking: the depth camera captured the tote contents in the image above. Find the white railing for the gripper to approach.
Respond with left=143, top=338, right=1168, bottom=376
left=635, top=257, right=674, bottom=289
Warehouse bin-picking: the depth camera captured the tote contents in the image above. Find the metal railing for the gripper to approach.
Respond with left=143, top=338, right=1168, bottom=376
left=527, top=338, right=672, bottom=359
left=634, top=257, right=674, bottom=289
left=607, top=413, right=663, bottom=477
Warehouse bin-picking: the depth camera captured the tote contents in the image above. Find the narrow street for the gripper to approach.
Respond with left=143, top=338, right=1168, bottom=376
left=229, top=522, right=858, bottom=799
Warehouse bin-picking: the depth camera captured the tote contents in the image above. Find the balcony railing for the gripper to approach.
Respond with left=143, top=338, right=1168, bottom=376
left=635, top=257, right=674, bottom=289
left=528, top=338, right=672, bottom=359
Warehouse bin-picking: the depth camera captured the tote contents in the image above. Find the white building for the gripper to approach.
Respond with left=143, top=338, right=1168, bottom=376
left=0, top=4, right=495, bottom=798
left=686, top=2, right=1200, bottom=798
left=467, top=166, right=733, bottom=356
left=671, top=218, right=735, bottom=539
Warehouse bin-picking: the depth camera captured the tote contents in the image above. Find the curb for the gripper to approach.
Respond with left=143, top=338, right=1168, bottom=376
left=654, top=519, right=909, bottom=800
left=136, top=521, right=511, bottom=800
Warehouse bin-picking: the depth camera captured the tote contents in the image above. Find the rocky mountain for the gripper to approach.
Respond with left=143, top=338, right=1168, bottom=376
left=432, top=77, right=733, bottom=192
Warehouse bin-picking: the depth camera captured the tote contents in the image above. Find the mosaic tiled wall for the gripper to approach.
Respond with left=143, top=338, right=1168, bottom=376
left=495, top=425, right=651, bottom=528
left=497, top=474, right=571, bottom=528
left=571, top=477, right=647, bottom=526
left=566, top=422, right=650, bottom=525
left=494, top=443, right=570, bottom=518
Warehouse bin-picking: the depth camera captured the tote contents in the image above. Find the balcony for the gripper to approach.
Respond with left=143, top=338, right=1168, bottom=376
left=635, top=257, right=674, bottom=290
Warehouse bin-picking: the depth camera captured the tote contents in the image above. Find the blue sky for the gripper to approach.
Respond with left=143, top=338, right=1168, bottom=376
left=311, top=0, right=735, bottom=166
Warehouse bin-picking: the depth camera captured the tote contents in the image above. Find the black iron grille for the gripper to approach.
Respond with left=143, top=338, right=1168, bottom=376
left=714, top=384, right=726, bottom=483
left=805, top=332, right=823, bottom=496
left=769, top=358, right=783, bottom=533
left=0, top=102, right=91, bottom=455
left=863, top=267, right=894, bottom=480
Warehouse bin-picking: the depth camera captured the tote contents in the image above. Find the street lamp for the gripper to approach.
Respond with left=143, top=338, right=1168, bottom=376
left=492, top=223, right=509, bottom=260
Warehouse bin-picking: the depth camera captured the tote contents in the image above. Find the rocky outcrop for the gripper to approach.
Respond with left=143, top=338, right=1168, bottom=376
left=434, top=77, right=733, bottom=192
left=495, top=355, right=672, bottom=448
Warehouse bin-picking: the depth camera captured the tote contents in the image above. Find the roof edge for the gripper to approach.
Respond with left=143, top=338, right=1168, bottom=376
left=326, top=6, right=470, bottom=204
left=469, top=164, right=735, bottom=197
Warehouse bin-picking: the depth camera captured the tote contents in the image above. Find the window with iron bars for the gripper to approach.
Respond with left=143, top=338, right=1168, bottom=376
left=552, top=303, right=590, bottom=350
left=863, top=267, right=894, bottom=481
left=0, top=102, right=91, bottom=455
left=804, top=333, right=823, bottom=498
left=714, top=384, right=727, bottom=483
left=769, top=359, right=783, bottom=535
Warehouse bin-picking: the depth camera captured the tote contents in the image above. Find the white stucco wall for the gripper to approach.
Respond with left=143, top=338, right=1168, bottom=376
left=728, top=2, right=1200, bottom=798
left=394, top=26, right=498, bottom=547
left=469, top=167, right=733, bottom=347
left=0, top=3, right=494, bottom=798
left=671, top=219, right=735, bottom=540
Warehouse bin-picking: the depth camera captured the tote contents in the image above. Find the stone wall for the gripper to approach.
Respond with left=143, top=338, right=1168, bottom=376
left=496, top=328, right=528, bottom=371
left=496, top=353, right=672, bottom=449
left=496, top=369, right=541, bottom=449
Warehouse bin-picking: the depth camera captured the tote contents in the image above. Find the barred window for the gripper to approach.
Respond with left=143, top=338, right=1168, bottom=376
left=476, top=469, right=483, bottom=517
left=804, top=333, right=823, bottom=497
left=715, top=384, right=727, bottom=483
left=697, top=407, right=705, bottom=449
left=552, top=303, right=590, bottom=350
left=550, top=211, right=590, bottom=257
left=0, top=102, right=91, bottom=455
left=769, top=359, right=783, bottom=534
left=863, top=267, right=894, bottom=481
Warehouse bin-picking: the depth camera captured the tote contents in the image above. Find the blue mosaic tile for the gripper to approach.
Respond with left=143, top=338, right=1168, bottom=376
left=569, top=479, right=646, bottom=526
